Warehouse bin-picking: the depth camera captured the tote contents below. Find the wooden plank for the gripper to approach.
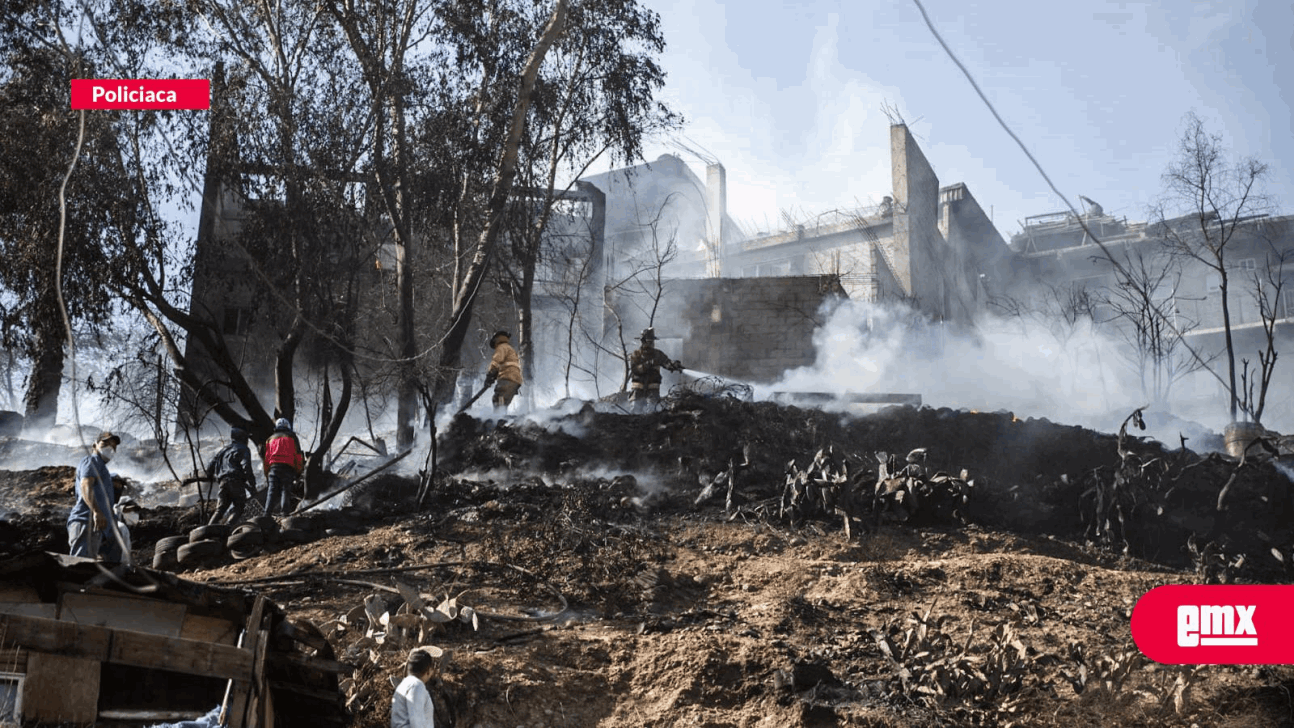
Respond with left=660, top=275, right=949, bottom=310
left=249, top=629, right=270, bottom=728
left=60, top=591, right=186, bottom=638
left=99, top=708, right=207, bottom=720
left=0, top=602, right=57, bottom=619
left=22, top=653, right=99, bottom=724
left=108, top=628, right=252, bottom=680
left=267, top=651, right=356, bottom=674
left=0, top=613, right=112, bottom=659
left=182, top=614, right=240, bottom=646
left=0, top=648, right=28, bottom=672
left=223, top=595, right=266, bottom=728
left=0, top=614, right=252, bottom=680
left=259, top=671, right=274, bottom=728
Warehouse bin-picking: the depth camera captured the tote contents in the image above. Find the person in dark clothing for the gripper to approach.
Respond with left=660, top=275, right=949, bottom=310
left=207, top=427, right=260, bottom=525
left=262, top=418, right=304, bottom=516
left=628, top=327, right=683, bottom=413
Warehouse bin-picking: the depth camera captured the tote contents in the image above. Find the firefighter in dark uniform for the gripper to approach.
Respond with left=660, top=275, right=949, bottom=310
left=629, top=327, right=682, bottom=413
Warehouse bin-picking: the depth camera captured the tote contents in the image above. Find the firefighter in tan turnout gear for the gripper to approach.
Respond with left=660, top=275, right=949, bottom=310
left=485, top=330, right=523, bottom=411
left=629, top=327, right=683, bottom=413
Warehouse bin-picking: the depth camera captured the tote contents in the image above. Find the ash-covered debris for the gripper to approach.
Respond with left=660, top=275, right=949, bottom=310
left=434, top=397, right=1294, bottom=574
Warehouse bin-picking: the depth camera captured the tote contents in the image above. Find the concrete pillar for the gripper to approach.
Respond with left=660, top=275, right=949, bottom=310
left=889, top=124, right=940, bottom=313
left=706, top=162, right=727, bottom=277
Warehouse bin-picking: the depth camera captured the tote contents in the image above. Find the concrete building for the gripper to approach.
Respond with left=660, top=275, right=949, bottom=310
left=604, top=275, right=845, bottom=385
left=186, top=115, right=1021, bottom=412
left=1008, top=206, right=1294, bottom=430
left=580, top=152, right=748, bottom=282
left=583, top=125, right=1015, bottom=329
left=570, top=124, right=1016, bottom=390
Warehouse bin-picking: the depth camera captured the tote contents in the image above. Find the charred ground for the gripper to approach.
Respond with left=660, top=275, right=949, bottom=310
left=4, top=397, right=1294, bottom=727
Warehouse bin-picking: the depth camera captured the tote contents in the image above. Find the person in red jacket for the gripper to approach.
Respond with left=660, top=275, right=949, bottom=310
left=262, top=418, right=304, bottom=516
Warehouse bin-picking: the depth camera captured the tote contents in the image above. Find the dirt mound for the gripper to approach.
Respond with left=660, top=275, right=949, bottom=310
left=438, top=398, right=1294, bottom=573
left=8, top=398, right=1294, bottom=727
left=0, top=465, right=75, bottom=516
left=0, top=466, right=77, bottom=557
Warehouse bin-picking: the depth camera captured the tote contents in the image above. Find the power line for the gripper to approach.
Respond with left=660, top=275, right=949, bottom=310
left=909, top=0, right=1083, bottom=224
left=909, top=0, right=1233, bottom=396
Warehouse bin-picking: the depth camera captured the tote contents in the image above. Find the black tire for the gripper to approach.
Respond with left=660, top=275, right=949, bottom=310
left=278, top=528, right=310, bottom=544
left=230, top=546, right=261, bottom=560
left=251, top=515, right=279, bottom=535
left=227, top=529, right=264, bottom=550
left=177, top=539, right=223, bottom=565
left=155, top=535, right=188, bottom=554
left=152, top=549, right=178, bottom=571
left=282, top=515, right=318, bottom=533
left=190, top=524, right=231, bottom=543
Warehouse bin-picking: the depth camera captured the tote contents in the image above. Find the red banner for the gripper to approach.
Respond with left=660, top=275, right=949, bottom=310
left=1132, top=585, right=1294, bottom=664
left=71, top=79, right=210, bottom=110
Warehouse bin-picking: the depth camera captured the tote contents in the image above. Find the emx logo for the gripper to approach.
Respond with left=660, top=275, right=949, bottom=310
left=1177, top=604, right=1257, bottom=647
left=1133, top=586, right=1294, bottom=664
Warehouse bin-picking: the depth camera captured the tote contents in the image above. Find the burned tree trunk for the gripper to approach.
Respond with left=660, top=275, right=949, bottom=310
left=22, top=317, right=64, bottom=432
left=430, top=0, right=569, bottom=411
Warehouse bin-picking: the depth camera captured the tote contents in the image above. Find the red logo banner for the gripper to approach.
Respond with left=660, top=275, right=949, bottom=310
left=1132, top=585, right=1294, bottom=664
left=71, top=79, right=210, bottom=110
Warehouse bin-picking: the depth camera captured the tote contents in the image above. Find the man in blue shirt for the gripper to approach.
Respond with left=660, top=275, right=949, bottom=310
left=67, top=432, right=121, bottom=559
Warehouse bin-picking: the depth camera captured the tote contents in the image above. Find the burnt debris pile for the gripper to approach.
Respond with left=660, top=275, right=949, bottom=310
left=437, top=396, right=1294, bottom=574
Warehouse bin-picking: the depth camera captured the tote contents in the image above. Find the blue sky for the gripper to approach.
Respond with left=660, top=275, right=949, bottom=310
left=623, top=0, right=1294, bottom=239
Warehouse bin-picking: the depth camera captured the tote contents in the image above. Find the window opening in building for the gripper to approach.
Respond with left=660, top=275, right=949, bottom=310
left=0, top=673, right=22, bottom=724
left=222, top=307, right=253, bottom=336
left=742, top=260, right=791, bottom=277
left=246, top=174, right=284, bottom=202
left=1238, top=258, right=1256, bottom=271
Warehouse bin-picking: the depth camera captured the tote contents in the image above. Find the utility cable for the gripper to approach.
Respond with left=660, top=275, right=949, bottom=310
left=910, top=0, right=1233, bottom=395
left=56, top=108, right=88, bottom=453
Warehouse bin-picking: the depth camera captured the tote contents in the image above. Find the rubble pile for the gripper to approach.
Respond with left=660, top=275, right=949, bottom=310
left=1077, top=409, right=1294, bottom=577
left=436, top=397, right=1294, bottom=573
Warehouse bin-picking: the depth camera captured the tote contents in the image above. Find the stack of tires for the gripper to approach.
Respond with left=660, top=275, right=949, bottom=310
left=178, top=524, right=229, bottom=569
left=151, top=535, right=187, bottom=570
left=149, top=512, right=329, bottom=572
left=152, top=525, right=229, bottom=570
left=227, top=522, right=265, bottom=560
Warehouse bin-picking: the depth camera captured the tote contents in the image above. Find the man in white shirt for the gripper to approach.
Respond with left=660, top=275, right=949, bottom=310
left=391, top=648, right=436, bottom=728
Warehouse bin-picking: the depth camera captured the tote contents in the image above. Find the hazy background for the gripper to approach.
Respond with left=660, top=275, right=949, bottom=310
left=616, top=0, right=1292, bottom=234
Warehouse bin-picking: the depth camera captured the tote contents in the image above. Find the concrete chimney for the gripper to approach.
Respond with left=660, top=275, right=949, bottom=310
left=705, top=162, right=727, bottom=277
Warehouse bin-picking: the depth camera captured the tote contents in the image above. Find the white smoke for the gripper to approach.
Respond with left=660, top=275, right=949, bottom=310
left=772, top=298, right=1156, bottom=431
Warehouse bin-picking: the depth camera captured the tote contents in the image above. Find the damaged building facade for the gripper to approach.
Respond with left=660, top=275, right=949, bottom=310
left=575, top=123, right=1017, bottom=389
left=183, top=121, right=1021, bottom=406
left=1009, top=205, right=1294, bottom=430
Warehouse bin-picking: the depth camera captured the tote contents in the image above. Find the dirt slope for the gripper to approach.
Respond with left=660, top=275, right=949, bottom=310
left=185, top=513, right=1291, bottom=728
left=5, top=399, right=1294, bottom=727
